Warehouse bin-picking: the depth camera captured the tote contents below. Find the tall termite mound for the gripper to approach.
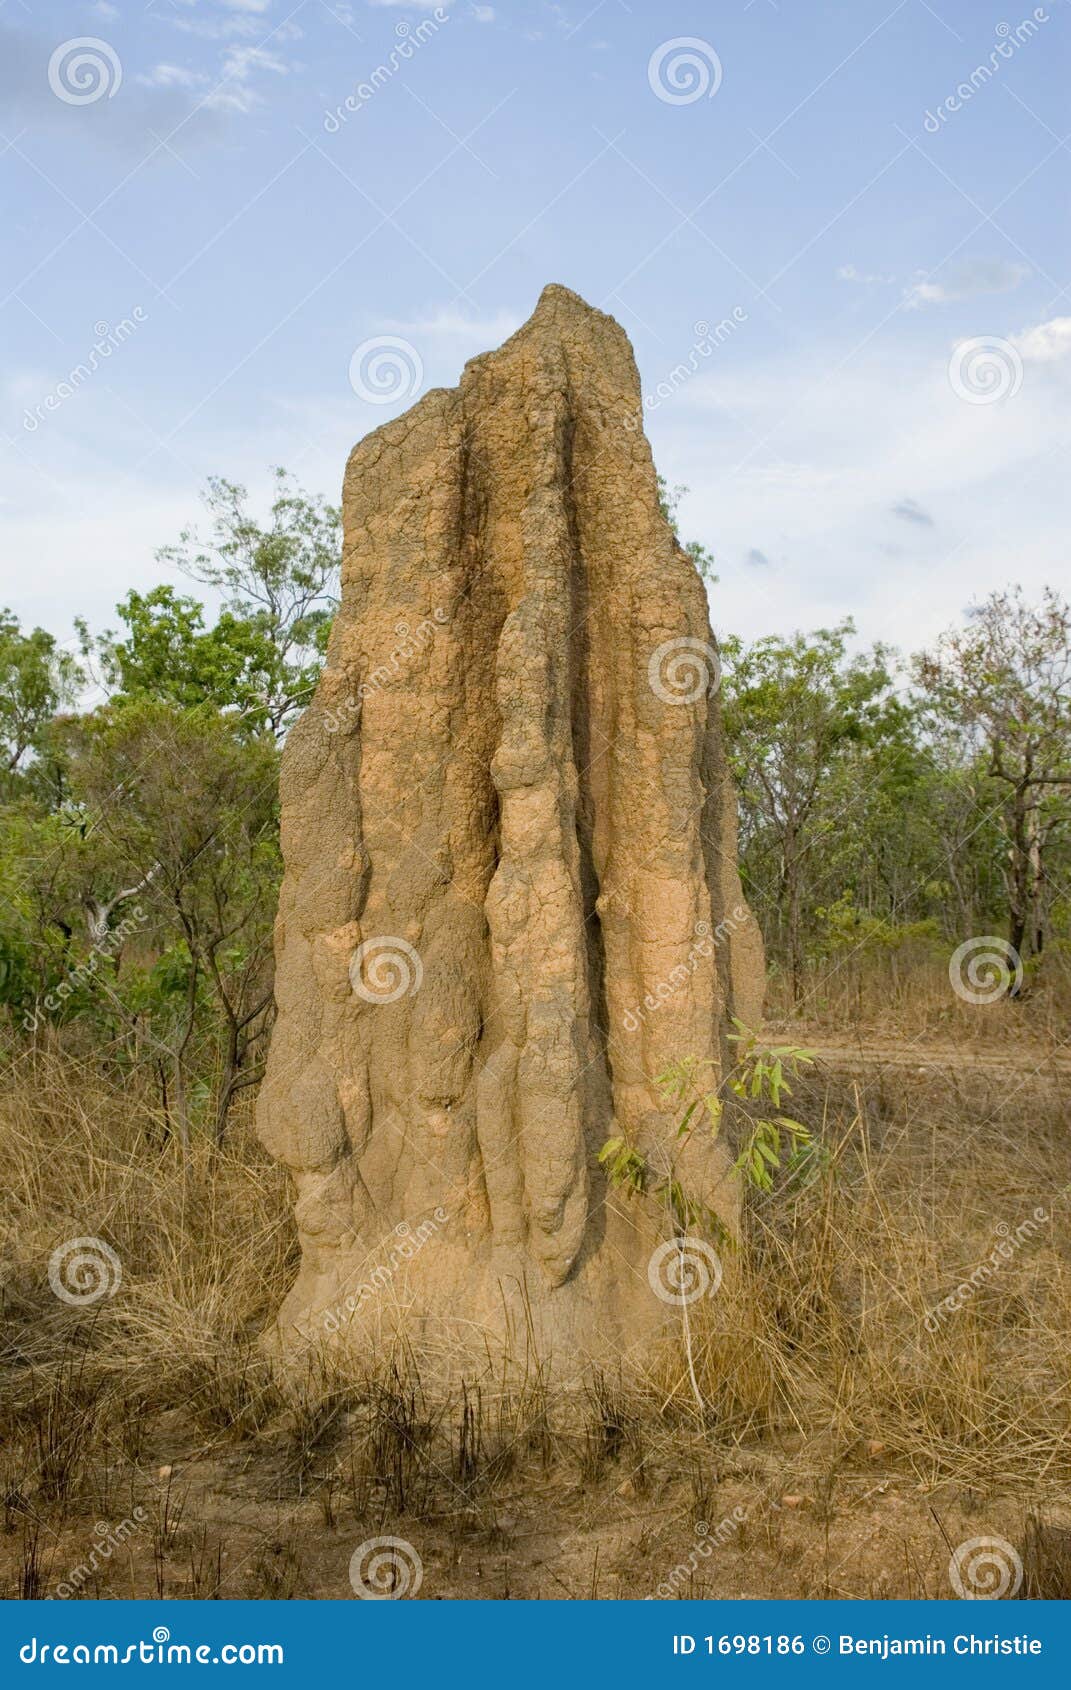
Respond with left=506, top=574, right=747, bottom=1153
left=257, top=284, right=763, bottom=1375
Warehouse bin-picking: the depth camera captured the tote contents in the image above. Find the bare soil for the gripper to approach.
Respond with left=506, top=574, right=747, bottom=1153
left=10, top=1411, right=1065, bottom=1601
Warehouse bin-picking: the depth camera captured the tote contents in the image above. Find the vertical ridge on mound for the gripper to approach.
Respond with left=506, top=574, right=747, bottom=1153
left=257, top=283, right=764, bottom=1371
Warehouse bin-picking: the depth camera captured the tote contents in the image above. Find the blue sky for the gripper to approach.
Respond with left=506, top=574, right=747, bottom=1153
left=3, top=0, right=1069, bottom=663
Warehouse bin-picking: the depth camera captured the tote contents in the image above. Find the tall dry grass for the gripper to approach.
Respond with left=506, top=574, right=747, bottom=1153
left=1, top=991, right=1069, bottom=1595
left=0, top=1045, right=292, bottom=1437
left=689, top=1061, right=1071, bottom=1490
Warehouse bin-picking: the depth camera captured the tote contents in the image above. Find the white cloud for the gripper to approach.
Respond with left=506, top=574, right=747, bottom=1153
left=903, top=279, right=950, bottom=309
left=138, top=64, right=206, bottom=90
left=382, top=306, right=522, bottom=347
left=167, top=8, right=302, bottom=42
left=220, top=44, right=290, bottom=79
left=201, top=43, right=292, bottom=111
left=105, top=12, right=298, bottom=111
left=837, top=264, right=892, bottom=286
left=648, top=329, right=1066, bottom=653
left=902, top=258, right=1030, bottom=310
left=839, top=259, right=1030, bottom=307
left=1011, top=316, right=1071, bottom=364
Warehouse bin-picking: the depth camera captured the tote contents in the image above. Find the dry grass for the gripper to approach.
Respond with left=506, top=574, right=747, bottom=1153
left=766, top=941, right=1071, bottom=1043
left=690, top=1061, right=1071, bottom=1492
left=1, top=981, right=1070, bottom=1600
left=0, top=1044, right=291, bottom=1436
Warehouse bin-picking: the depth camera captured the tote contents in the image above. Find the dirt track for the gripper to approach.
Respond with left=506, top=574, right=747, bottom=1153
left=795, top=1033, right=1071, bottom=1077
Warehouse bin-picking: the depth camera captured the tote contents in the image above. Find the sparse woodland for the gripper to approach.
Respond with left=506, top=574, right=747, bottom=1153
left=2, top=472, right=1070, bottom=1599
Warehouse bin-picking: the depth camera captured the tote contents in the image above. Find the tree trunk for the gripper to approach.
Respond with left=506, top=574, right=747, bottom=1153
left=784, top=829, right=804, bottom=1006
left=171, top=962, right=199, bottom=1150
left=171, top=1058, right=191, bottom=1151
left=213, top=1023, right=239, bottom=1145
left=1026, top=805, right=1044, bottom=957
left=1005, top=786, right=1031, bottom=995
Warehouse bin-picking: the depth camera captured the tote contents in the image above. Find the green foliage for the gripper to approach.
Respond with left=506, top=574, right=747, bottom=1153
left=0, top=611, right=82, bottom=798
left=0, top=471, right=336, bottom=1141
left=86, top=586, right=288, bottom=730
left=1, top=694, right=280, bottom=1140
left=82, top=470, right=339, bottom=737
left=724, top=1019, right=813, bottom=1194
left=597, top=1138, right=649, bottom=1199
left=811, top=891, right=941, bottom=960
left=720, top=621, right=911, bottom=1000
left=599, top=1026, right=816, bottom=1235
left=158, top=469, right=340, bottom=734
left=0, top=804, right=105, bottom=1023
left=716, top=612, right=1060, bottom=994
left=914, top=585, right=1071, bottom=962
left=719, top=589, right=1070, bottom=989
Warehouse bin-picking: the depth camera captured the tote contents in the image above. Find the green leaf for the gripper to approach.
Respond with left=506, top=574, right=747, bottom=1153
left=676, top=1099, right=699, bottom=1138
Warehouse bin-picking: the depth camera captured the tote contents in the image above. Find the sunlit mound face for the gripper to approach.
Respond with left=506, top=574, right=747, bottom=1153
left=256, top=287, right=763, bottom=1376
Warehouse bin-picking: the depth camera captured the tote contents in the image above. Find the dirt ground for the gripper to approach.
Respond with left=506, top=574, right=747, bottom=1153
left=10, top=1409, right=1066, bottom=1601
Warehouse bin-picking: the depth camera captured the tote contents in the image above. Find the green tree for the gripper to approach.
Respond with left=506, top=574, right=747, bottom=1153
left=0, top=611, right=81, bottom=797
left=721, top=622, right=912, bottom=1003
left=160, top=468, right=340, bottom=733
left=89, top=585, right=290, bottom=729
left=80, top=469, right=340, bottom=737
left=65, top=700, right=281, bottom=1141
left=915, top=586, right=1071, bottom=964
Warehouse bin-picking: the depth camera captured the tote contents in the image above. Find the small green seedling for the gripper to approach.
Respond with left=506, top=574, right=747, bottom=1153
left=599, top=1022, right=816, bottom=1233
